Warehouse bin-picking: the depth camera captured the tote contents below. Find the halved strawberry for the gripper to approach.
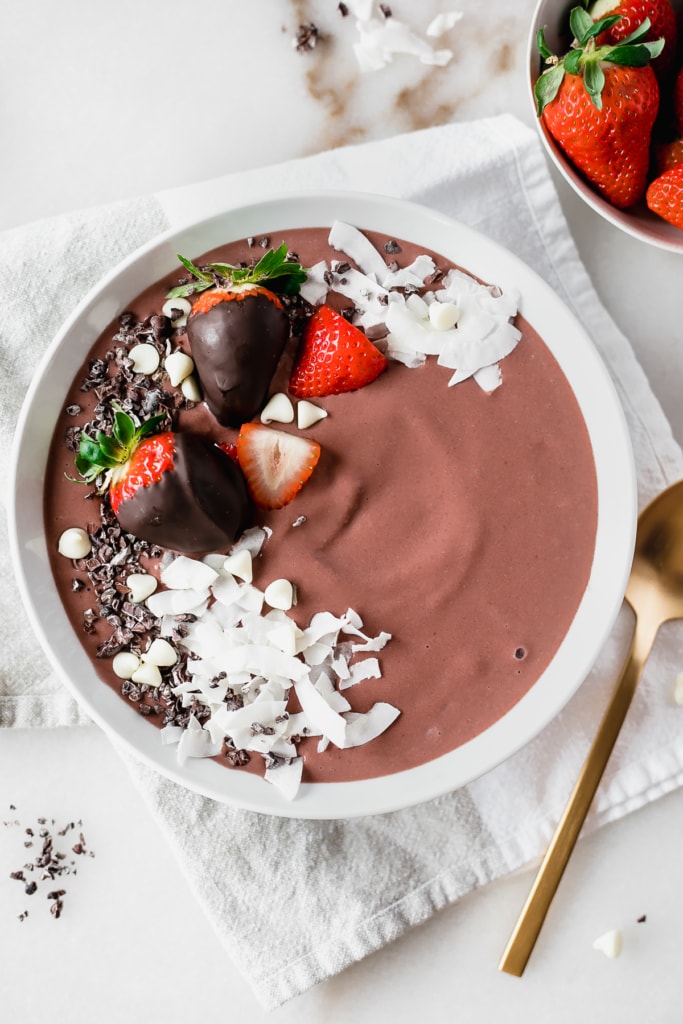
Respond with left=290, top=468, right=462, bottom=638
left=236, top=422, right=321, bottom=509
left=289, top=305, right=388, bottom=399
left=75, top=407, right=250, bottom=552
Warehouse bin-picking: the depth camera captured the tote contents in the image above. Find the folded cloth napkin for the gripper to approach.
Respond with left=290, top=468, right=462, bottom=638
left=3, top=114, right=683, bottom=1009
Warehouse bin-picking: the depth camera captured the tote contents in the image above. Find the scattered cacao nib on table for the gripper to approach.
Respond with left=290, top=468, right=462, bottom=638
left=4, top=808, right=95, bottom=922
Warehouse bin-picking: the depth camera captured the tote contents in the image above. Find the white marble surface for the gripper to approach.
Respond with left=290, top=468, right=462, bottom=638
left=3, top=1, right=683, bottom=1020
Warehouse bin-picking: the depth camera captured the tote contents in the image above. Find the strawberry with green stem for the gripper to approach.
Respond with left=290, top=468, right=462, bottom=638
left=75, top=406, right=251, bottom=553
left=586, top=0, right=677, bottom=77
left=535, top=7, right=664, bottom=209
left=169, top=244, right=307, bottom=428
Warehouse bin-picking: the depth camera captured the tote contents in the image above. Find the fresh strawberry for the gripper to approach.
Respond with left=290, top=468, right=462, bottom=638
left=653, top=136, right=683, bottom=173
left=674, top=64, right=683, bottom=134
left=289, top=305, right=388, bottom=399
left=646, top=163, right=683, bottom=228
left=535, top=7, right=663, bottom=208
left=587, top=0, right=677, bottom=76
left=236, top=422, right=321, bottom=509
left=75, top=407, right=250, bottom=552
left=168, top=244, right=307, bottom=428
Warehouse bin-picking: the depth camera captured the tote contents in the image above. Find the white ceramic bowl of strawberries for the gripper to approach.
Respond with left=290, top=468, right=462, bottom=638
left=529, top=0, right=683, bottom=251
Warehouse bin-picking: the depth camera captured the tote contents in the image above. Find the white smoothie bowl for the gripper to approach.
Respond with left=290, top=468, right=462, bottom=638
left=9, top=191, right=637, bottom=819
left=528, top=0, right=683, bottom=252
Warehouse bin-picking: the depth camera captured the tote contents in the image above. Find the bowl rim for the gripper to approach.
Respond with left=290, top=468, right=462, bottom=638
left=8, top=189, right=637, bottom=818
left=527, top=0, right=683, bottom=254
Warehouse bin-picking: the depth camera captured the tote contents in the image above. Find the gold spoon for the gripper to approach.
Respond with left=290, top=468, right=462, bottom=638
left=499, top=479, right=683, bottom=976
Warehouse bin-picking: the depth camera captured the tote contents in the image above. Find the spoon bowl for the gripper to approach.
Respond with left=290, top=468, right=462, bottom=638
left=629, top=481, right=683, bottom=620
left=500, top=478, right=683, bottom=975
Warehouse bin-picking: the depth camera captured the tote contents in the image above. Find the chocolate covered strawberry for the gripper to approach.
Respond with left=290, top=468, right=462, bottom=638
left=168, top=245, right=307, bottom=428
left=75, top=408, right=250, bottom=553
left=535, top=8, right=663, bottom=208
left=289, top=304, right=388, bottom=398
left=587, top=0, right=677, bottom=75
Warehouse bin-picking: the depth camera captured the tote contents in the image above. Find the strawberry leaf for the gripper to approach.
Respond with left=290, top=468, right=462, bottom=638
left=586, top=14, right=622, bottom=39
left=536, top=26, right=554, bottom=62
left=170, top=243, right=308, bottom=298
left=564, top=48, right=583, bottom=75
left=583, top=58, right=605, bottom=109
left=604, top=40, right=664, bottom=65
left=569, top=6, right=594, bottom=45
left=534, top=64, right=565, bottom=115
left=622, top=16, right=651, bottom=44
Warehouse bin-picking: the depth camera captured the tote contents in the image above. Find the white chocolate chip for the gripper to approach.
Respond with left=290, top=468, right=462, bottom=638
left=112, top=651, right=141, bottom=680
left=164, top=350, right=195, bottom=387
left=126, top=573, right=158, bottom=603
left=131, top=661, right=163, bottom=687
left=181, top=374, right=202, bottom=402
left=428, top=300, right=459, bottom=331
left=297, top=400, right=328, bottom=430
left=673, top=672, right=683, bottom=705
left=57, top=527, right=91, bottom=560
left=161, top=296, right=192, bottom=327
left=261, top=392, right=294, bottom=424
left=142, top=638, right=178, bottom=667
left=592, top=929, right=623, bottom=959
left=223, top=549, right=253, bottom=583
left=264, top=578, right=295, bottom=611
left=129, top=343, right=161, bottom=376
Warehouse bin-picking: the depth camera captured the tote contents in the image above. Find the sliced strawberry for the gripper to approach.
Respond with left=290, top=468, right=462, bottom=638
left=289, top=305, right=388, bottom=399
left=236, top=422, right=321, bottom=509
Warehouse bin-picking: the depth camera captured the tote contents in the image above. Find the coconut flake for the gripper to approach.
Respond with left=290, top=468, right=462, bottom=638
left=342, top=702, right=400, bottom=747
left=299, top=261, right=329, bottom=305
left=264, top=757, right=304, bottom=801
left=426, top=11, right=464, bottom=37
left=339, top=657, right=382, bottom=690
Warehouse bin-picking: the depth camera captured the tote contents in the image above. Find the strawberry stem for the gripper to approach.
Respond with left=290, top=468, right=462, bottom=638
left=167, top=243, right=308, bottom=300
left=534, top=9, right=664, bottom=114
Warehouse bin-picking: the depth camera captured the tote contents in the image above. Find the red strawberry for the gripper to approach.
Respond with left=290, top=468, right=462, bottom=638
left=653, top=136, right=683, bottom=173
left=535, top=7, right=663, bottom=208
left=588, top=0, right=677, bottom=76
left=75, top=408, right=250, bottom=553
left=289, top=305, right=388, bottom=399
left=236, top=422, right=321, bottom=509
left=646, top=163, right=683, bottom=228
left=674, top=65, right=683, bottom=134
left=168, top=244, right=307, bottom=428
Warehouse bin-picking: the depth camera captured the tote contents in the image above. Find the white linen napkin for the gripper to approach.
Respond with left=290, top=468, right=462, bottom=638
left=3, top=114, right=683, bottom=1010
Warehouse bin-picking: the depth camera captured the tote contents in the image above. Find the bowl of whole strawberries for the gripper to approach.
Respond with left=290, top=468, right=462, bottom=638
left=529, top=0, right=683, bottom=250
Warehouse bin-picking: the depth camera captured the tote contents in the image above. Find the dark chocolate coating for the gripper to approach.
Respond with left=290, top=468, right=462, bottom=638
left=187, top=292, right=289, bottom=427
left=116, top=433, right=251, bottom=554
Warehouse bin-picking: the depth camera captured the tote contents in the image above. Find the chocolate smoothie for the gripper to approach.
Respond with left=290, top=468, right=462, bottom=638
left=44, top=225, right=598, bottom=787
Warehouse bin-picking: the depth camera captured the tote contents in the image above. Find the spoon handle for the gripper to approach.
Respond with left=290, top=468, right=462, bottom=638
left=498, top=611, right=659, bottom=976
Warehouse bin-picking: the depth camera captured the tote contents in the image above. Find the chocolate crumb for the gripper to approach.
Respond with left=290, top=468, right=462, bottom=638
left=294, top=22, right=320, bottom=52
left=380, top=4, right=392, bottom=17
left=637, top=914, right=647, bottom=923
left=24, top=881, right=37, bottom=896
left=384, top=239, right=401, bottom=254
left=514, top=647, right=527, bottom=660
left=338, top=2, right=349, bottom=14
